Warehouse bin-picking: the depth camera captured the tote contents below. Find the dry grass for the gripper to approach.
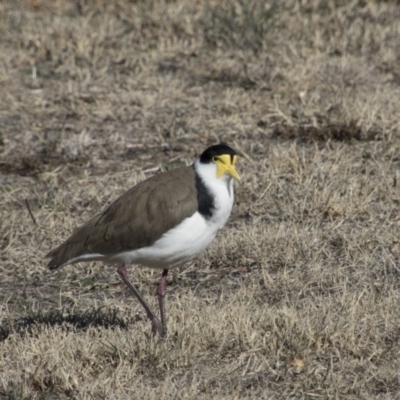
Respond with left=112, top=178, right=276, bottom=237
left=1, top=0, right=400, bottom=398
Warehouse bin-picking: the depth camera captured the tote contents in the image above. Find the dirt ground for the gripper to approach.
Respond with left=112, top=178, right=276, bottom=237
left=1, top=0, right=400, bottom=398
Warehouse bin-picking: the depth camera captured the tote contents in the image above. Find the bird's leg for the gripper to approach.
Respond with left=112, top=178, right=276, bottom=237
left=116, top=263, right=162, bottom=336
left=156, top=269, right=169, bottom=338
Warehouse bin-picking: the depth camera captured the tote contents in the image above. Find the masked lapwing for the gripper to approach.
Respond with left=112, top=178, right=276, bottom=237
left=46, top=144, right=240, bottom=337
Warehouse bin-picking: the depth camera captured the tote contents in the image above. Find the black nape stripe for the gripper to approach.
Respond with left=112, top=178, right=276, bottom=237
left=195, top=171, right=215, bottom=219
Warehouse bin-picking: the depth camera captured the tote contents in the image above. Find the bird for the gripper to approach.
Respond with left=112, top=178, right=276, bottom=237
left=46, top=143, right=240, bottom=337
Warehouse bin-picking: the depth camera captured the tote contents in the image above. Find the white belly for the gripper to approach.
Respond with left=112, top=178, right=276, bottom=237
left=113, top=209, right=228, bottom=269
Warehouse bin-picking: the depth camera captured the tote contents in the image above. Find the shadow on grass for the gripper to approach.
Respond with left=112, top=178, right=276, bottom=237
left=0, top=307, right=138, bottom=342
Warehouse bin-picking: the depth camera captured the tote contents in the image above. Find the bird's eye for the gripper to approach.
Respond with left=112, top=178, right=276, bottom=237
left=212, top=156, right=218, bottom=162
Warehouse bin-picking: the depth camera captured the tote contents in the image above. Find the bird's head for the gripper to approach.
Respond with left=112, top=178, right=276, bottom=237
left=199, top=144, right=240, bottom=182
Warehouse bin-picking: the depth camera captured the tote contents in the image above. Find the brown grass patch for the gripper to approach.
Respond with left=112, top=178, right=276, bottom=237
left=1, top=0, right=400, bottom=398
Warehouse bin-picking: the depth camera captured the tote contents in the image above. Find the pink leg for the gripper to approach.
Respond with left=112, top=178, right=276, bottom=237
left=117, top=264, right=162, bottom=336
left=157, top=269, right=169, bottom=338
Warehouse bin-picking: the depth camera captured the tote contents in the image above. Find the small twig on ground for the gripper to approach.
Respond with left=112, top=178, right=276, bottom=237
left=25, top=199, right=38, bottom=226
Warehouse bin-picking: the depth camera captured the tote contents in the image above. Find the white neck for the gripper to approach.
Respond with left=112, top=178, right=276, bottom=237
left=194, top=159, right=235, bottom=227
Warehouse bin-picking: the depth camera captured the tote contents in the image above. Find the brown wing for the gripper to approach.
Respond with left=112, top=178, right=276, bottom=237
left=46, top=166, right=198, bottom=269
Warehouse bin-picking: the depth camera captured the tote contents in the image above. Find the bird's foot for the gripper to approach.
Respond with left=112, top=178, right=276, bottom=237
left=151, top=317, right=166, bottom=338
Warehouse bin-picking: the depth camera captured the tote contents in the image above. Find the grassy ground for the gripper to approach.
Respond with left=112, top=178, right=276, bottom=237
left=1, top=0, right=400, bottom=398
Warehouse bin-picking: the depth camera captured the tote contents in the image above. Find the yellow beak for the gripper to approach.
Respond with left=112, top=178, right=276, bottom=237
left=215, top=155, right=241, bottom=182
left=226, top=164, right=241, bottom=182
